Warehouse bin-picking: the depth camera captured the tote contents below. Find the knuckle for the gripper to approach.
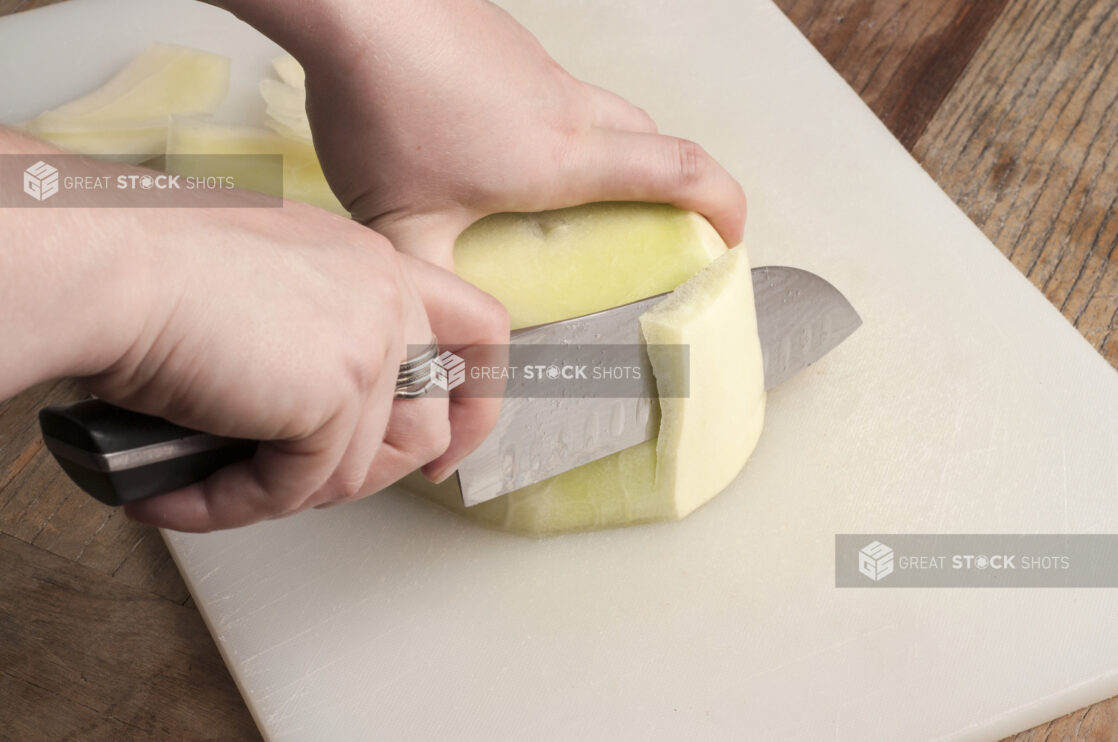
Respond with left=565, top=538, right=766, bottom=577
left=411, top=404, right=452, bottom=462
left=348, top=235, right=405, bottom=310
left=331, top=469, right=369, bottom=503
left=480, top=294, right=511, bottom=341
left=314, top=464, right=369, bottom=507
left=672, top=138, right=708, bottom=188
left=340, top=258, right=410, bottom=396
left=342, top=351, right=376, bottom=399
left=331, top=329, right=378, bottom=399
left=426, top=417, right=453, bottom=461
left=386, top=398, right=451, bottom=464
left=634, top=106, right=658, bottom=133
left=373, top=261, right=408, bottom=320
left=549, top=122, right=584, bottom=173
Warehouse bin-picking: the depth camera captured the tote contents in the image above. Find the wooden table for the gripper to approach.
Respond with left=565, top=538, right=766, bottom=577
left=1, top=0, right=1115, bottom=739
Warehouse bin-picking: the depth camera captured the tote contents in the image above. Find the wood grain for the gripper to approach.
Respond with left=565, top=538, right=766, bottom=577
left=776, top=0, right=1011, bottom=149
left=1008, top=705, right=1118, bottom=742
left=0, top=532, right=260, bottom=742
left=914, top=0, right=1118, bottom=368
left=1, top=0, right=1116, bottom=740
left=0, top=380, right=189, bottom=603
left=0, top=0, right=64, bottom=14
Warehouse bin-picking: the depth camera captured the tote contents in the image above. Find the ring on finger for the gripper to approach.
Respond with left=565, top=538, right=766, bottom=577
left=394, top=335, right=439, bottom=399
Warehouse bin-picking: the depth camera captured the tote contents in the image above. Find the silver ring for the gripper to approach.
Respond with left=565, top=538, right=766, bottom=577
left=398, top=338, right=438, bottom=375
left=395, top=376, right=438, bottom=399
left=394, top=335, right=439, bottom=399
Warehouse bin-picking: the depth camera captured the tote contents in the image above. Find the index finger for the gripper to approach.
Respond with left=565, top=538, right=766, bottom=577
left=396, top=255, right=511, bottom=483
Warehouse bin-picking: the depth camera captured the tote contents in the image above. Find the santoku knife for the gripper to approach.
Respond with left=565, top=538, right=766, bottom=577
left=38, top=266, right=861, bottom=508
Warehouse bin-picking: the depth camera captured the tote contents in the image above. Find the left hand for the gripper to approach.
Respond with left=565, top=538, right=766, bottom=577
left=258, top=0, right=747, bottom=270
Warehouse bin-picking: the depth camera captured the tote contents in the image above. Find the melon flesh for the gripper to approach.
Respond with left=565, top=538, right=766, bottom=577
left=260, top=78, right=312, bottom=142
left=640, top=246, right=766, bottom=516
left=26, top=44, right=230, bottom=162
left=260, top=57, right=312, bottom=142
left=455, top=203, right=726, bottom=328
left=165, top=117, right=346, bottom=215
left=271, top=55, right=306, bottom=89
left=405, top=206, right=766, bottom=534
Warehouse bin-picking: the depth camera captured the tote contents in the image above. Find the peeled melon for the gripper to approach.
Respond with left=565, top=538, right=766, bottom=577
left=405, top=205, right=766, bottom=534
left=455, top=203, right=726, bottom=328
left=165, top=117, right=346, bottom=215
left=260, top=77, right=312, bottom=142
left=260, top=56, right=312, bottom=142
left=27, top=44, right=230, bottom=163
left=270, top=55, right=306, bottom=89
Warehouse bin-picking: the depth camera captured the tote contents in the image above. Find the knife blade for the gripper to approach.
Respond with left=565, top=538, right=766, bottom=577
left=38, top=266, right=860, bottom=508
left=453, top=265, right=861, bottom=504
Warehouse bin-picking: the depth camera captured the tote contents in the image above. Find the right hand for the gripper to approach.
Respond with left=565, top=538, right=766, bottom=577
left=86, top=197, right=507, bottom=532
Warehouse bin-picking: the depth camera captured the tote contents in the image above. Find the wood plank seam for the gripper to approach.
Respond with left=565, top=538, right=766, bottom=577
left=71, top=508, right=112, bottom=562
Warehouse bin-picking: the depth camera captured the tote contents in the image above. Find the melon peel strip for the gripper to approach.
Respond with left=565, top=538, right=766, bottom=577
left=26, top=43, right=230, bottom=163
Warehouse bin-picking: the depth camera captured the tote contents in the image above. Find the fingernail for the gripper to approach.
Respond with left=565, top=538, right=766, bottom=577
left=422, top=464, right=459, bottom=485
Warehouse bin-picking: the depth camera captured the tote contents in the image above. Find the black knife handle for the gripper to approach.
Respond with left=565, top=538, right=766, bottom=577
left=38, top=399, right=257, bottom=507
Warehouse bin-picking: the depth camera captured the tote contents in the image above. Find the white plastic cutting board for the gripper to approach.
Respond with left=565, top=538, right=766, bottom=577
left=4, top=1, right=1118, bottom=740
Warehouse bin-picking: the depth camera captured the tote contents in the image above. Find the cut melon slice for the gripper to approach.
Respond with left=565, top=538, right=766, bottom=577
left=263, top=114, right=313, bottom=143
left=165, top=117, right=346, bottom=215
left=261, top=57, right=312, bottom=142
left=27, top=44, right=230, bottom=162
left=260, top=78, right=312, bottom=142
left=271, top=55, right=306, bottom=89
left=405, top=205, right=765, bottom=534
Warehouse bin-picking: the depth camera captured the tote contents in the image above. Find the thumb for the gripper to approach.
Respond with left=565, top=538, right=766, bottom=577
left=560, top=129, right=747, bottom=246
